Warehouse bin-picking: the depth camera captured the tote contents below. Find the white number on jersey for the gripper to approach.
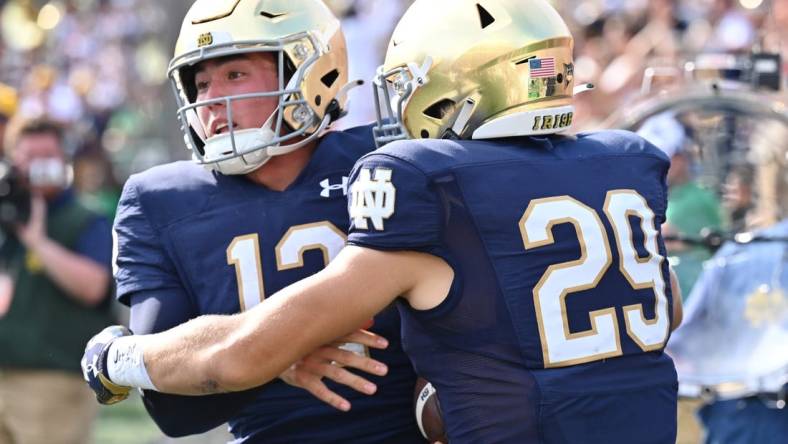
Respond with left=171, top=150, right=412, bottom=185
left=226, top=222, right=346, bottom=311
left=520, top=190, right=670, bottom=368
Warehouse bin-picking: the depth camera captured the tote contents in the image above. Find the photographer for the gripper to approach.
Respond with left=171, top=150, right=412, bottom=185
left=0, top=118, right=114, bottom=444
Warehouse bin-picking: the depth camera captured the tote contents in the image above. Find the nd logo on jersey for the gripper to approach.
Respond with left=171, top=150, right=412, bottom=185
left=350, top=168, right=396, bottom=231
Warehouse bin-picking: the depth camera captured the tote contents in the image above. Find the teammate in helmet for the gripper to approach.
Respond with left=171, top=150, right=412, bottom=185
left=84, top=0, right=423, bottom=442
left=85, top=1, right=683, bottom=442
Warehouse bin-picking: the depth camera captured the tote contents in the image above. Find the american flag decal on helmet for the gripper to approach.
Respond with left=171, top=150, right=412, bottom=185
left=529, top=57, right=556, bottom=78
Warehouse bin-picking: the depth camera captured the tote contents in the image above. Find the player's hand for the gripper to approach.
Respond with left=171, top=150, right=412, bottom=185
left=81, top=325, right=134, bottom=405
left=279, top=328, right=389, bottom=412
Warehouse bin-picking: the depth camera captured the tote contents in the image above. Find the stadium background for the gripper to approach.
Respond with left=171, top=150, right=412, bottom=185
left=0, top=0, right=784, bottom=442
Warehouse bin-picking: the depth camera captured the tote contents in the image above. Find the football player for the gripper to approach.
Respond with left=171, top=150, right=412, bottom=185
left=91, top=0, right=423, bottom=442
left=85, top=0, right=684, bottom=442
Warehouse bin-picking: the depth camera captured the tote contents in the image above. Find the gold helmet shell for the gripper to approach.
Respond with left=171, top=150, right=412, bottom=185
left=374, top=0, right=575, bottom=146
left=169, top=0, right=349, bottom=174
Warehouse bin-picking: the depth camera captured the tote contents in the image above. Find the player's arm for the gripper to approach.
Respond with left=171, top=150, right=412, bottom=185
left=92, top=245, right=450, bottom=411
left=90, top=175, right=400, bottom=410
left=130, top=290, right=265, bottom=437
left=669, top=267, right=682, bottom=331
left=146, top=246, right=445, bottom=399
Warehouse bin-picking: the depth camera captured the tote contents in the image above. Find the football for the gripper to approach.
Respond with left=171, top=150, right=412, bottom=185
left=414, top=377, right=448, bottom=443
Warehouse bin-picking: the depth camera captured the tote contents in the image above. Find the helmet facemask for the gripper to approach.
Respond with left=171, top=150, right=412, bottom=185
left=372, top=58, right=433, bottom=148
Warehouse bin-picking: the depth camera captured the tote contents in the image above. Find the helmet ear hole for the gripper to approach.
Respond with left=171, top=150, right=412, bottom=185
left=423, top=99, right=456, bottom=120
left=321, top=69, right=340, bottom=88
left=420, top=130, right=429, bottom=138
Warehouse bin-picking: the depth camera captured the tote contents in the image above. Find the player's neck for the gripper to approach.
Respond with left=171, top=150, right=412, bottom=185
left=244, top=141, right=318, bottom=191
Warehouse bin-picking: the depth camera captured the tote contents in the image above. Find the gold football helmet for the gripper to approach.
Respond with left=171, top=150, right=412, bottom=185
left=169, top=0, right=350, bottom=175
left=374, top=0, right=577, bottom=147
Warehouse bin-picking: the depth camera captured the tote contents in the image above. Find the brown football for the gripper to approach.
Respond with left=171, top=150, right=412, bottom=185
left=414, top=377, right=448, bottom=443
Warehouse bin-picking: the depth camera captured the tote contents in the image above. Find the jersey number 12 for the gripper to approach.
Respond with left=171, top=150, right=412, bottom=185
left=226, top=222, right=346, bottom=311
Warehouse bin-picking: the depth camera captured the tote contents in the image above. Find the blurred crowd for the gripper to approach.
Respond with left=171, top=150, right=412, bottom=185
left=560, top=0, right=788, bottom=128
left=0, top=0, right=785, bottom=214
left=0, top=0, right=183, bottom=219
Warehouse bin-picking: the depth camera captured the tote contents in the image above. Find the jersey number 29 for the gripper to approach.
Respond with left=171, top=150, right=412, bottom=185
left=520, top=190, right=670, bottom=368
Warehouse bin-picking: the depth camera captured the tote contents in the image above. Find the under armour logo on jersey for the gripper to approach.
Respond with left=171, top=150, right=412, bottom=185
left=350, top=168, right=396, bottom=231
left=320, top=176, right=349, bottom=198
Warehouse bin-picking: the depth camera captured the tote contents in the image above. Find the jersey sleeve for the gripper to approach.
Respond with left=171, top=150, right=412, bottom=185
left=113, top=176, right=184, bottom=306
left=346, top=153, right=443, bottom=252
left=129, top=290, right=262, bottom=437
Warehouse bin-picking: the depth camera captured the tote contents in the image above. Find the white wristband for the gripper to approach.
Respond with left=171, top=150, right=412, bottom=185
left=106, top=336, right=158, bottom=391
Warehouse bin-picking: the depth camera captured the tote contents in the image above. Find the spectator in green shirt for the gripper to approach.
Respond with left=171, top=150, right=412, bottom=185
left=638, top=112, right=723, bottom=298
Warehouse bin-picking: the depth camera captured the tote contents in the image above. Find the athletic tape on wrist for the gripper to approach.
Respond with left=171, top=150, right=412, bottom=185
left=106, top=336, right=158, bottom=391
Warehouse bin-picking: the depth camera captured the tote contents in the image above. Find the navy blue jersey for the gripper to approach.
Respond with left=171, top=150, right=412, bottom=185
left=347, top=131, right=678, bottom=444
left=114, top=125, right=422, bottom=443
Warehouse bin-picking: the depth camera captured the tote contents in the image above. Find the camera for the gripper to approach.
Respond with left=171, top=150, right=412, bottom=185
left=690, top=52, right=783, bottom=92
left=0, top=161, right=30, bottom=228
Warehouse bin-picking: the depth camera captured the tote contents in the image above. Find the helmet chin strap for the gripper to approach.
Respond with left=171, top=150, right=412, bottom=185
left=202, top=126, right=276, bottom=175
left=200, top=110, right=278, bottom=175
left=204, top=109, right=333, bottom=176
left=223, top=72, right=334, bottom=160
left=267, top=112, right=332, bottom=156
left=450, top=99, right=477, bottom=136
left=440, top=99, right=476, bottom=140
left=267, top=78, right=363, bottom=156
left=203, top=110, right=277, bottom=159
